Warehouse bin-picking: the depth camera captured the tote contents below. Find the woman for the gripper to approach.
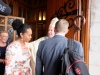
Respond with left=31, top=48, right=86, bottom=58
left=0, top=31, right=8, bottom=75
left=5, top=19, right=32, bottom=75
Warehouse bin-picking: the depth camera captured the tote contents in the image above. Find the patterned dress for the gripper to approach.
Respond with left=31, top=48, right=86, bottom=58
left=5, top=41, right=32, bottom=75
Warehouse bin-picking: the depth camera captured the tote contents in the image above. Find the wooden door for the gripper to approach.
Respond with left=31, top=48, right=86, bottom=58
left=46, top=0, right=90, bottom=67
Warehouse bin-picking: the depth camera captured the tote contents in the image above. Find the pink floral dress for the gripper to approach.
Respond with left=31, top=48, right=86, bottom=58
left=5, top=41, right=32, bottom=75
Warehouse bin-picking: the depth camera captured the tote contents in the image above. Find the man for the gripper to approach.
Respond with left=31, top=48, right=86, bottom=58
left=27, top=17, right=59, bottom=75
left=36, top=19, right=84, bottom=75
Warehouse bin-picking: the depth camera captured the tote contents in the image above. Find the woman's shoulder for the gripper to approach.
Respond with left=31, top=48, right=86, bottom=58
left=7, top=41, right=20, bottom=49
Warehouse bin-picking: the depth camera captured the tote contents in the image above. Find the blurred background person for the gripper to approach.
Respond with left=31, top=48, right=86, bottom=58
left=5, top=19, right=32, bottom=75
left=27, top=17, right=59, bottom=75
left=0, top=30, right=8, bottom=75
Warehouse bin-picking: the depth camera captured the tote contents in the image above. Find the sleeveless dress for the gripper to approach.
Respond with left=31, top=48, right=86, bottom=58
left=5, top=41, right=32, bottom=75
left=0, top=45, right=7, bottom=75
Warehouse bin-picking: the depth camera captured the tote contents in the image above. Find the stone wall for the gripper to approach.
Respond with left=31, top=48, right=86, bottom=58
left=89, top=0, right=100, bottom=74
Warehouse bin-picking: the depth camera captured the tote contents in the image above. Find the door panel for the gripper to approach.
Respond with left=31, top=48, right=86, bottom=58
left=46, top=0, right=89, bottom=66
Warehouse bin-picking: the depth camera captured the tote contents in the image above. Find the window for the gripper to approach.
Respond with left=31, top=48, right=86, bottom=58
left=43, top=10, right=46, bottom=20
left=39, top=11, right=42, bottom=21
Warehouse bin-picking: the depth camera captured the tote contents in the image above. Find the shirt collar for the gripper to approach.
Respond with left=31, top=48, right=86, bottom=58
left=55, top=33, right=65, bottom=36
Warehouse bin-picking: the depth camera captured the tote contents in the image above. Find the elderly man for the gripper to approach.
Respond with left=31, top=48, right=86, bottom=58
left=27, top=17, right=59, bottom=75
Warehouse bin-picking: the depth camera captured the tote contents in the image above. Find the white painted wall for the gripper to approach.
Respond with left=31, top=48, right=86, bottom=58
left=89, top=0, right=100, bottom=74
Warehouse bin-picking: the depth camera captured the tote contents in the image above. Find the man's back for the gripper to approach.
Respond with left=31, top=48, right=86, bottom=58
left=36, top=35, right=83, bottom=75
left=36, top=35, right=67, bottom=75
left=36, top=19, right=84, bottom=75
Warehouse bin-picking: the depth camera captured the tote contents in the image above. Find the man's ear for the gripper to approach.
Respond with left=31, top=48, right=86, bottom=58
left=65, top=29, right=69, bottom=34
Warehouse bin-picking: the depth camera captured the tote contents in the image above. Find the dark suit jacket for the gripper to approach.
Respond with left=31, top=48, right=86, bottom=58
left=36, top=35, right=84, bottom=75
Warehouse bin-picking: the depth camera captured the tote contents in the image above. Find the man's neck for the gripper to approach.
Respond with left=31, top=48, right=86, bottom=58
left=55, top=33, right=65, bottom=36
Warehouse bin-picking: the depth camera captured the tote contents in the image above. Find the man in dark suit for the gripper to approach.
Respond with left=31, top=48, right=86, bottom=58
left=36, top=19, right=84, bottom=75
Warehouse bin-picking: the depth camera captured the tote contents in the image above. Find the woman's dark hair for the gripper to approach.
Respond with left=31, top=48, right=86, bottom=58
left=12, top=19, right=31, bottom=37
